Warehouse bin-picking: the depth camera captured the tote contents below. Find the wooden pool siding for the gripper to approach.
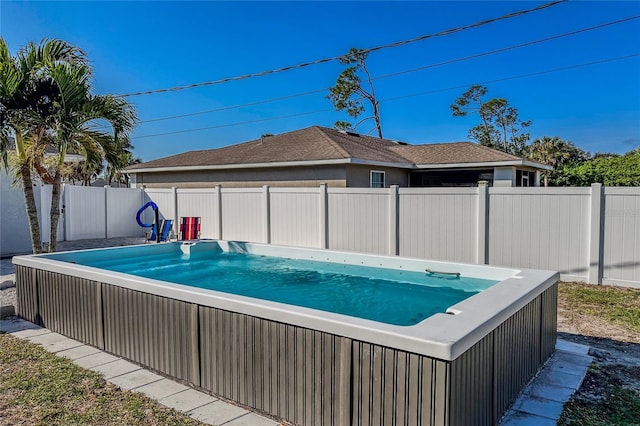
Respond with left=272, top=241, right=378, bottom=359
left=15, top=265, right=557, bottom=426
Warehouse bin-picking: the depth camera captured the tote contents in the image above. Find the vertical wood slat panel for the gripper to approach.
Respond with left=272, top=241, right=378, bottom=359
left=448, top=291, right=555, bottom=426
left=198, top=306, right=351, bottom=426
left=449, top=333, right=494, bottom=426
left=540, top=283, right=558, bottom=362
left=351, top=341, right=451, bottom=426
left=101, top=285, right=199, bottom=385
left=35, top=271, right=103, bottom=349
left=492, top=296, right=541, bottom=419
left=15, top=265, right=39, bottom=324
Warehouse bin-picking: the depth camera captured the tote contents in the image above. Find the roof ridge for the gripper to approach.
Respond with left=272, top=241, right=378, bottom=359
left=315, top=125, right=406, bottom=145
left=395, top=141, right=473, bottom=148
left=313, top=127, right=351, bottom=158
left=471, top=142, right=522, bottom=159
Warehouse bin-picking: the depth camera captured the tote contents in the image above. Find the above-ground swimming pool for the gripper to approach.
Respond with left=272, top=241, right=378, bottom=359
left=14, top=240, right=558, bottom=426
left=47, top=243, right=498, bottom=326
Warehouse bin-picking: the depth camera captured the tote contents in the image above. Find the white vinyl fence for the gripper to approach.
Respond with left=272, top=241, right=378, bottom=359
left=1, top=170, right=33, bottom=256
left=141, top=184, right=638, bottom=287
left=2, top=181, right=639, bottom=288
left=1, top=183, right=145, bottom=255
left=59, top=185, right=144, bottom=241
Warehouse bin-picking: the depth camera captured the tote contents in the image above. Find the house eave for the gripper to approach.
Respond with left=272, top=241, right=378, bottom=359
left=127, top=158, right=416, bottom=174
left=414, top=160, right=552, bottom=171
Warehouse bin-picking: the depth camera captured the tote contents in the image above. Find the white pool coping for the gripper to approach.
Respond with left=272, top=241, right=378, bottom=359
left=13, top=240, right=559, bottom=361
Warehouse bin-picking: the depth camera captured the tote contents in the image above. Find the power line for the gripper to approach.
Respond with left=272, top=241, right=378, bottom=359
left=374, top=15, right=640, bottom=81
left=132, top=53, right=639, bottom=140
left=140, top=89, right=326, bottom=123
left=119, top=0, right=567, bottom=98
left=133, top=109, right=332, bottom=139
left=381, top=53, right=640, bottom=103
left=131, top=15, right=637, bottom=126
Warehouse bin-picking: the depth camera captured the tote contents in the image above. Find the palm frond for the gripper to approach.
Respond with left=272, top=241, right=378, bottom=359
left=48, top=62, right=91, bottom=111
left=18, top=39, right=88, bottom=75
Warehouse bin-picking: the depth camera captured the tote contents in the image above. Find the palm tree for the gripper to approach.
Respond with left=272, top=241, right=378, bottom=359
left=42, top=62, right=136, bottom=251
left=527, top=136, right=588, bottom=186
left=0, top=38, right=87, bottom=253
left=106, top=150, right=142, bottom=187
left=1, top=38, right=136, bottom=252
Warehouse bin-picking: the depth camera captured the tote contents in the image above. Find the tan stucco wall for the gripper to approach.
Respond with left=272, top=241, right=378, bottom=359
left=132, top=163, right=542, bottom=189
left=133, top=165, right=348, bottom=188
left=494, top=166, right=543, bottom=187
left=345, top=164, right=409, bottom=187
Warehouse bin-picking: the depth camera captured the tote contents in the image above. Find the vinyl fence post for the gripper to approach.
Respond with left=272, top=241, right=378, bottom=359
left=262, top=185, right=271, bottom=244
left=61, top=184, right=67, bottom=242
left=172, top=187, right=178, bottom=239
left=140, top=187, right=146, bottom=238
left=319, top=184, right=328, bottom=249
left=389, top=185, right=399, bottom=256
left=588, top=183, right=604, bottom=284
left=477, top=181, right=489, bottom=265
left=215, top=185, right=223, bottom=240
left=104, top=185, right=109, bottom=239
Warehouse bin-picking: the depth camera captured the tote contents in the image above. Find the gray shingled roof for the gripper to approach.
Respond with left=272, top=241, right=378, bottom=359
left=128, top=126, right=540, bottom=171
left=391, top=142, right=522, bottom=164
left=128, top=126, right=411, bottom=170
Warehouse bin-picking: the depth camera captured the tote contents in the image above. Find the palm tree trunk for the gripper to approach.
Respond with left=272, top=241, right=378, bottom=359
left=48, top=171, right=62, bottom=253
left=19, top=163, right=43, bottom=254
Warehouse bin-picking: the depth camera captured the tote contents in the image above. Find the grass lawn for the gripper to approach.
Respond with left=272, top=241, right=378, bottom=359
left=559, top=281, right=640, bottom=334
left=0, top=334, right=203, bottom=426
left=559, top=364, right=640, bottom=426
left=558, top=281, right=640, bottom=426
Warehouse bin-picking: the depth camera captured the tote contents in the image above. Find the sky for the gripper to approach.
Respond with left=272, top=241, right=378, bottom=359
left=1, top=1, right=639, bottom=162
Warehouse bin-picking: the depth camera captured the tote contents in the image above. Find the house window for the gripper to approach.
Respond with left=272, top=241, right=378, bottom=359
left=370, top=171, right=385, bottom=188
left=516, top=170, right=536, bottom=187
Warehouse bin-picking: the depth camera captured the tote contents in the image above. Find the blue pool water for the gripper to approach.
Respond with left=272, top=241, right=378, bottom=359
left=50, top=246, right=498, bottom=326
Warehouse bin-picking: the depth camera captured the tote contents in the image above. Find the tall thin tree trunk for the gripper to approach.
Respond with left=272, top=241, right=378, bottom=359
left=48, top=171, right=62, bottom=253
left=362, top=62, right=383, bottom=139
left=502, top=123, right=508, bottom=153
left=19, top=163, right=42, bottom=254
left=372, top=100, right=383, bottom=139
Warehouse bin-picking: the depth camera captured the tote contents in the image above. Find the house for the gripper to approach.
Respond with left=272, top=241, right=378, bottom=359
left=126, top=126, right=550, bottom=188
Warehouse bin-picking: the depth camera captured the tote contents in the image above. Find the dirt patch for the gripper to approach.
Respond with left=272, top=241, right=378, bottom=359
left=559, top=301, right=640, bottom=344
left=558, top=353, right=640, bottom=425
left=558, top=282, right=640, bottom=424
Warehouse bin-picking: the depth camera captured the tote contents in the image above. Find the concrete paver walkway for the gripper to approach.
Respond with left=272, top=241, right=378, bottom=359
left=0, top=318, right=280, bottom=426
left=500, top=339, right=592, bottom=425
